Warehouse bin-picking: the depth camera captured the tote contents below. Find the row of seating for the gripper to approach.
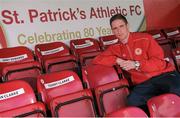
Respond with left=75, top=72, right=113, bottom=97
left=145, top=27, right=180, bottom=48
left=33, top=27, right=180, bottom=72
left=0, top=27, right=180, bottom=117
left=107, top=93, right=180, bottom=117
left=0, top=66, right=129, bottom=117
left=1, top=28, right=180, bottom=86
left=143, top=27, right=180, bottom=72
left=0, top=70, right=179, bottom=117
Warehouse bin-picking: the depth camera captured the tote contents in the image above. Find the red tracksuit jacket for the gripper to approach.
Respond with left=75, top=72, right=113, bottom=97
left=93, top=32, right=175, bottom=85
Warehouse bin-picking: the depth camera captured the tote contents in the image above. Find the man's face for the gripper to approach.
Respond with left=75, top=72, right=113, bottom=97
left=111, top=19, right=129, bottom=44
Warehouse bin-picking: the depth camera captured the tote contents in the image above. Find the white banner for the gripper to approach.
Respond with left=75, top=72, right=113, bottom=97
left=0, top=54, right=28, bottom=62
left=0, top=0, right=145, bottom=50
left=44, top=76, right=75, bottom=89
left=0, top=88, right=25, bottom=100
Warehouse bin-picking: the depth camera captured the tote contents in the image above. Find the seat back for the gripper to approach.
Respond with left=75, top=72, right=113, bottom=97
left=0, top=46, right=34, bottom=72
left=145, top=29, right=166, bottom=41
left=106, top=106, right=148, bottom=117
left=70, top=38, right=101, bottom=57
left=98, top=35, right=119, bottom=50
left=0, top=80, right=37, bottom=112
left=2, top=62, right=42, bottom=92
left=44, top=55, right=78, bottom=73
left=163, top=27, right=180, bottom=38
left=0, top=46, right=41, bottom=91
left=70, top=38, right=101, bottom=66
left=95, top=80, right=129, bottom=116
left=145, top=30, right=174, bottom=57
left=164, top=57, right=176, bottom=70
left=163, top=27, right=180, bottom=47
left=0, top=102, right=46, bottom=117
left=37, top=70, right=83, bottom=109
left=50, top=89, right=96, bottom=117
left=35, top=42, right=78, bottom=73
left=0, top=46, right=34, bottom=64
left=35, top=42, right=70, bottom=62
left=147, top=93, right=180, bottom=117
left=79, top=51, right=102, bottom=66
left=0, top=80, right=46, bottom=117
left=172, top=47, right=180, bottom=71
left=82, top=64, right=120, bottom=89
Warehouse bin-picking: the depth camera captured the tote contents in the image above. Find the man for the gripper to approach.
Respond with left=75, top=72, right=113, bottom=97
left=93, top=14, right=180, bottom=113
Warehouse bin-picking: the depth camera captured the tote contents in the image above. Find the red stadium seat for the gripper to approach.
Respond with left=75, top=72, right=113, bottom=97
left=95, top=80, right=129, bottom=116
left=164, top=57, right=176, bottom=69
left=0, top=80, right=46, bottom=117
left=79, top=51, right=101, bottom=66
left=82, top=64, right=129, bottom=116
left=0, top=46, right=42, bottom=91
left=144, top=30, right=176, bottom=68
left=37, top=70, right=96, bottom=117
left=105, top=106, right=148, bottom=117
left=163, top=27, right=180, bottom=47
left=70, top=38, right=101, bottom=66
left=172, top=47, right=180, bottom=71
left=50, top=89, right=96, bottom=117
left=147, top=93, right=180, bottom=117
left=145, top=30, right=174, bottom=57
left=0, top=46, right=35, bottom=74
left=98, top=35, right=119, bottom=50
left=145, top=29, right=168, bottom=43
left=35, top=42, right=78, bottom=73
left=82, top=64, right=120, bottom=89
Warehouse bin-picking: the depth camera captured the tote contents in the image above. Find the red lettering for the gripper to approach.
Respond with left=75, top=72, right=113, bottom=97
left=62, top=11, right=70, bottom=20
left=1, top=10, right=13, bottom=24
left=28, top=9, right=38, bottom=23
left=1, top=10, right=21, bottom=24
left=129, top=5, right=142, bottom=16
left=69, top=8, right=77, bottom=20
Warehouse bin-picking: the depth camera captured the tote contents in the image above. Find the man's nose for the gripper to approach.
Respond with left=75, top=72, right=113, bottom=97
left=117, top=29, right=122, bottom=34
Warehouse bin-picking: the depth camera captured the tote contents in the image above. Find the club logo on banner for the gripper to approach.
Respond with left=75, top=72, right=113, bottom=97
left=0, top=0, right=145, bottom=50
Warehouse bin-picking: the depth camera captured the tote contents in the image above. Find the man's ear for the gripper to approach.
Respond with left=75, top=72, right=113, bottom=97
left=127, top=23, right=130, bottom=30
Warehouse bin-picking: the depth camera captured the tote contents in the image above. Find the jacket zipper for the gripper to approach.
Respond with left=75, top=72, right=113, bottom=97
left=126, top=44, right=133, bottom=60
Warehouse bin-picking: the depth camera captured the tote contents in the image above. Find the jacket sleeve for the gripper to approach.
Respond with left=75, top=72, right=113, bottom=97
left=92, top=46, right=118, bottom=67
left=138, top=35, right=167, bottom=72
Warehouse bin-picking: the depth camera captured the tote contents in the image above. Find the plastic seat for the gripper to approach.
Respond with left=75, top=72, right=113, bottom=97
left=163, top=27, right=180, bottom=47
left=147, top=93, right=180, bottom=117
left=172, top=47, right=180, bottom=71
left=37, top=70, right=96, bottom=117
left=0, top=46, right=42, bottom=91
left=35, top=42, right=78, bottom=73
left=145, top=30, right=176, bottom=68
left=145, top=30, right=168, bottom=43
left=82, top=64, right=120, bottom=89
left=105, top=106, right=148, bottom=117
left=82, top=64, right=129, bottom=116
left=98, top=35, right=119, bottom=50
left=95, top=80, right=129, bottom=116
left=0, top=80, right=46, bottom=117
left=0, top=46, right=35, bottom=69
left=145, top=30, right=174, bottom=57
left=50, top=89, right=96, bottom=117
left=164, top=57, right=176, bottom=70
left=70, top=38, right=101, bottom=66
left=79, top=51, right=101, bottom=66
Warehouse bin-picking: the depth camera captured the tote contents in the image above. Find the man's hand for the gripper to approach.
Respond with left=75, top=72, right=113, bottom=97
left=116, top=58, right=125, bottom=65
left=116, top=58, right=136, bottom=71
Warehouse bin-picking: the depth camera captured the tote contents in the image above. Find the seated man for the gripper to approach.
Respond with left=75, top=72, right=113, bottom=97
left=93, top=14, right=180, bottom=115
